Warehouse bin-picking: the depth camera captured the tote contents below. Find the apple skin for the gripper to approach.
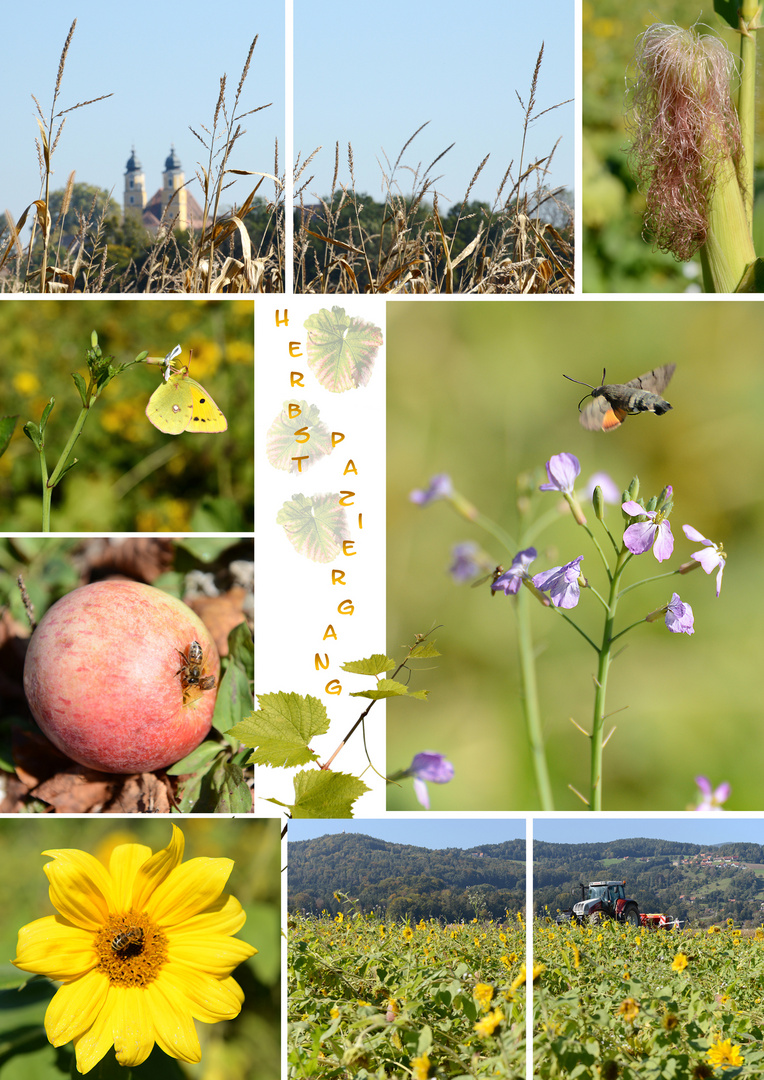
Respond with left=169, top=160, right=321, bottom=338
left=23, top=580, right=219, bottom=774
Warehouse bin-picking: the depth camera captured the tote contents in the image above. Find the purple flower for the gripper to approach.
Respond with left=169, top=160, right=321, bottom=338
left=586, top=472, right=620, bottom=504
left=665, top=592, right=694, bottom=635
left=622, top=501, right=674, bottom=561
left=408, top=751, right=454, bottom=809
left=532, top=555, right=584, bottom=609
left=539, top=453, right=580, bottom=494
left=410, top=473, right=453, bottom=506
left=492, top=548, right=537, bottom=596
left=449, top=542, right=482, bottom=584
left=682, top=525, right=726, bottom=597
left=694, top=776, right=730, bottom=811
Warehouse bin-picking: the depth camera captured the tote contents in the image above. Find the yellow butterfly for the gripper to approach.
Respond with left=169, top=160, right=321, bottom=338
left=145, top=344, right=228, bottom=435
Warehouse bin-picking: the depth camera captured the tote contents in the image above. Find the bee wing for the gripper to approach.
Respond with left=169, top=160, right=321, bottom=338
left=580, top=394, right=626, bottom=431
left=625, top=363, right=676, bottom=395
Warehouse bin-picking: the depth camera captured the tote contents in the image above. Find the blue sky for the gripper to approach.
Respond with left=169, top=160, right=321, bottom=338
left=293, top=0, right=574, bottom=209
left=534, top=818, right=764, bottom=846
left=289, top=818, right=526, bottom=848
left=1, top=0, right=284, bottom=223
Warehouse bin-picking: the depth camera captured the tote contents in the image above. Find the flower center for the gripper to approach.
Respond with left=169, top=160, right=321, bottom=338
left=97, top=912, right=168, bottom=987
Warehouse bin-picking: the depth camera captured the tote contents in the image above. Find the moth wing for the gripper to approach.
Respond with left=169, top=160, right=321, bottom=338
left=580, top=394, right=625, bottom=432
left=625, top=363, right=676, bottom=395
left=146, top=374, right=194, bottom=434
left=186, top=378, right=228, bottom=433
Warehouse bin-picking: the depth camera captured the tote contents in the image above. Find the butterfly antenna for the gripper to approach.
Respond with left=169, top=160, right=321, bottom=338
left=562, top=373, right=596, bottom=389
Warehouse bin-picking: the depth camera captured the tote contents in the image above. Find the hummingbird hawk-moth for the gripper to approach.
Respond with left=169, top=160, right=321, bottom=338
left=563, top=364, right=676, bottom=431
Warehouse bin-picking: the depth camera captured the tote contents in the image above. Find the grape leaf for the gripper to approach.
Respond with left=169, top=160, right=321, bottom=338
left=304, top=306, right=383, bottom=392
left=349, top=678, right=429, bottom=701
left=266, top=400, right=333, bottom=472
left=229, top=691, right=329, bottom=767
left=276, top=493, right=349, bottom=563
left=341, top=654, right=396, bottom=676
left=267, top=769, right=370, bottom=817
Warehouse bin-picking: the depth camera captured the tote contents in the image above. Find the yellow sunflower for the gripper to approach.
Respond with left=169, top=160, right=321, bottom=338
left=13, top=824, right=255, bottom=1074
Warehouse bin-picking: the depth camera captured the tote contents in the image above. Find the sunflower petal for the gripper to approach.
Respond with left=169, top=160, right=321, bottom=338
left=144, top=980, right=202, bottom=1063
left=14, top=915, right=97, bottom=979
left=71, top=987, right=122, bottom=1074
left=147, top=857, right=234, bottom=924
left=110, top=986, right=157, bottom=1067
left=42, top=849, right=116, bottom=928
left=131, top=823, right=185, bottom=911
left=158, top=965, right=245, bottom=1022
left=167, top=934, right=256, bottom=978
left=172, top=893, right=248, bottom=937
left=108, top=842, right=153, bottom=910
left=45, top=971, right=110, bottom=1045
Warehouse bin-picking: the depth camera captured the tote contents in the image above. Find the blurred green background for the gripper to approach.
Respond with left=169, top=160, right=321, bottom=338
left=0, top=299, right=253, bottom=531
left=584, top=0, right=764, bottom=292
left=0, top=817, right=280, bottom=1080
left=387, top=301, right=764, bottom=811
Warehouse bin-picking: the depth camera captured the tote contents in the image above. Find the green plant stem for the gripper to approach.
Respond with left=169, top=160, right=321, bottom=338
left=590, top=545, right=630, bottom=810
left=41, top=403, right=91, bottom=532
left=515, top=587, right=554, bottom=810
left=737, top=1, right=759, bottom=225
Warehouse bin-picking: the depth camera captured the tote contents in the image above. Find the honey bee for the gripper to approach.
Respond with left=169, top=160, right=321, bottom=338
left=111, top=926, right=144, bottom=952
left=175, top=640, right=216, bottom=697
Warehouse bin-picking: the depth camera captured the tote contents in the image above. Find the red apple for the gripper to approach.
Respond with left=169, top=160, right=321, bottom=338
left=23, top=580, right=219, bottom=773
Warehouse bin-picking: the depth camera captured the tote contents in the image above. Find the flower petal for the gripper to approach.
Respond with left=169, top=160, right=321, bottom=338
left=110, top=986, right=158, bottom=1067
left=143, top=978, right=202, bottom=1062
left=45, top=970, right=110, bottom=1046
left=157, top=965, right=246, bottom=1023
left=172, top=893, right=249, bottom=938
left=130, top=823, right=185, bottom=911
left=14, top=915, right=97, bottom=979
left=147, top=857, right=234, bottom=925
left=108, top=842, right=154, bottom=911
left=42, top=849, right=116, bottom=929
left=167, top=934, right=256, bottom=979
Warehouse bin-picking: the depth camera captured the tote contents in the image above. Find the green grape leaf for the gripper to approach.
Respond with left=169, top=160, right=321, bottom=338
left=409, top=641, right=441, bottom=659
left=229, top=691, right=329, bottom=766
left=341, top=654, right=396, bottom=676
left=304, top=306, right=383, bottom=392
left=0, top=415, right=18, bottom=458
left=266, top=400, right=334, bottom=472
left=267, top=769, right=370, bottom=817
left=349, top=678, right=429, bottom=701
left=276, top=493, right=349, bottom=563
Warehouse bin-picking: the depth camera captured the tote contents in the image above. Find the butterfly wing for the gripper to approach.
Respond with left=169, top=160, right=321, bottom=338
left=146, top=372, right=194, bottom=434
left=579, top=395, right=626, bottom=432
left=186, top=378, right=228, bottom=433
left=624, top=363, right=676, bottom=394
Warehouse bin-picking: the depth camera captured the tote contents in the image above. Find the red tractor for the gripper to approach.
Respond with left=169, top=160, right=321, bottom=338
left=560, top=880, right=641, bottom=926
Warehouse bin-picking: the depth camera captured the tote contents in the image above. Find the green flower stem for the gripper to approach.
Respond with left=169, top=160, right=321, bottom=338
left=41, top=399, right=92, bottom=532
left=617, top=566, right=681, bottom=598
left=515, top=586, right=554, bottom=810
left=590, top=545, right=631, bottom=811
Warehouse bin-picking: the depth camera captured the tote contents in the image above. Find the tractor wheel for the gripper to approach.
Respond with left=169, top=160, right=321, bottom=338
left=588, top=911, right=603, bottom=925
left=623, top=907, right=640, bottom=927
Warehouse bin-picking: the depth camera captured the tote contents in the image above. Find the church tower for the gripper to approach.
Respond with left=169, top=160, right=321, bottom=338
left=123, top=148, right=146, bottom=222
left=161, top=146, right=188, bottom=231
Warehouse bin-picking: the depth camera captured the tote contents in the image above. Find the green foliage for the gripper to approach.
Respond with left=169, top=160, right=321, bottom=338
left=288, top=910, right=526, bottom=1078
left=534, top=917, right=764, bottom=1078
left=288, top=833, right=526, bottom=919
left=0, top=299, right=253, bottom=531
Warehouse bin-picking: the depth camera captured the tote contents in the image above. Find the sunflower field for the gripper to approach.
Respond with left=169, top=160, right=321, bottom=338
left=534, top=916, right=764, bottom=1078
left=287, top=909, right=526, bottom=1078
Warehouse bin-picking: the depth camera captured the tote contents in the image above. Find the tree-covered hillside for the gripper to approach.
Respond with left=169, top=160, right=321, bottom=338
left=288, top=833, right=525, bottom=921
left=535, top=838, right=764, bottom=926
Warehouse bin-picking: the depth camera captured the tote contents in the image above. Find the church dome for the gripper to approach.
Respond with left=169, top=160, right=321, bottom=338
left=126, top=148, right=142, bottom=172
left=164, top=146, right=182, bottom=171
